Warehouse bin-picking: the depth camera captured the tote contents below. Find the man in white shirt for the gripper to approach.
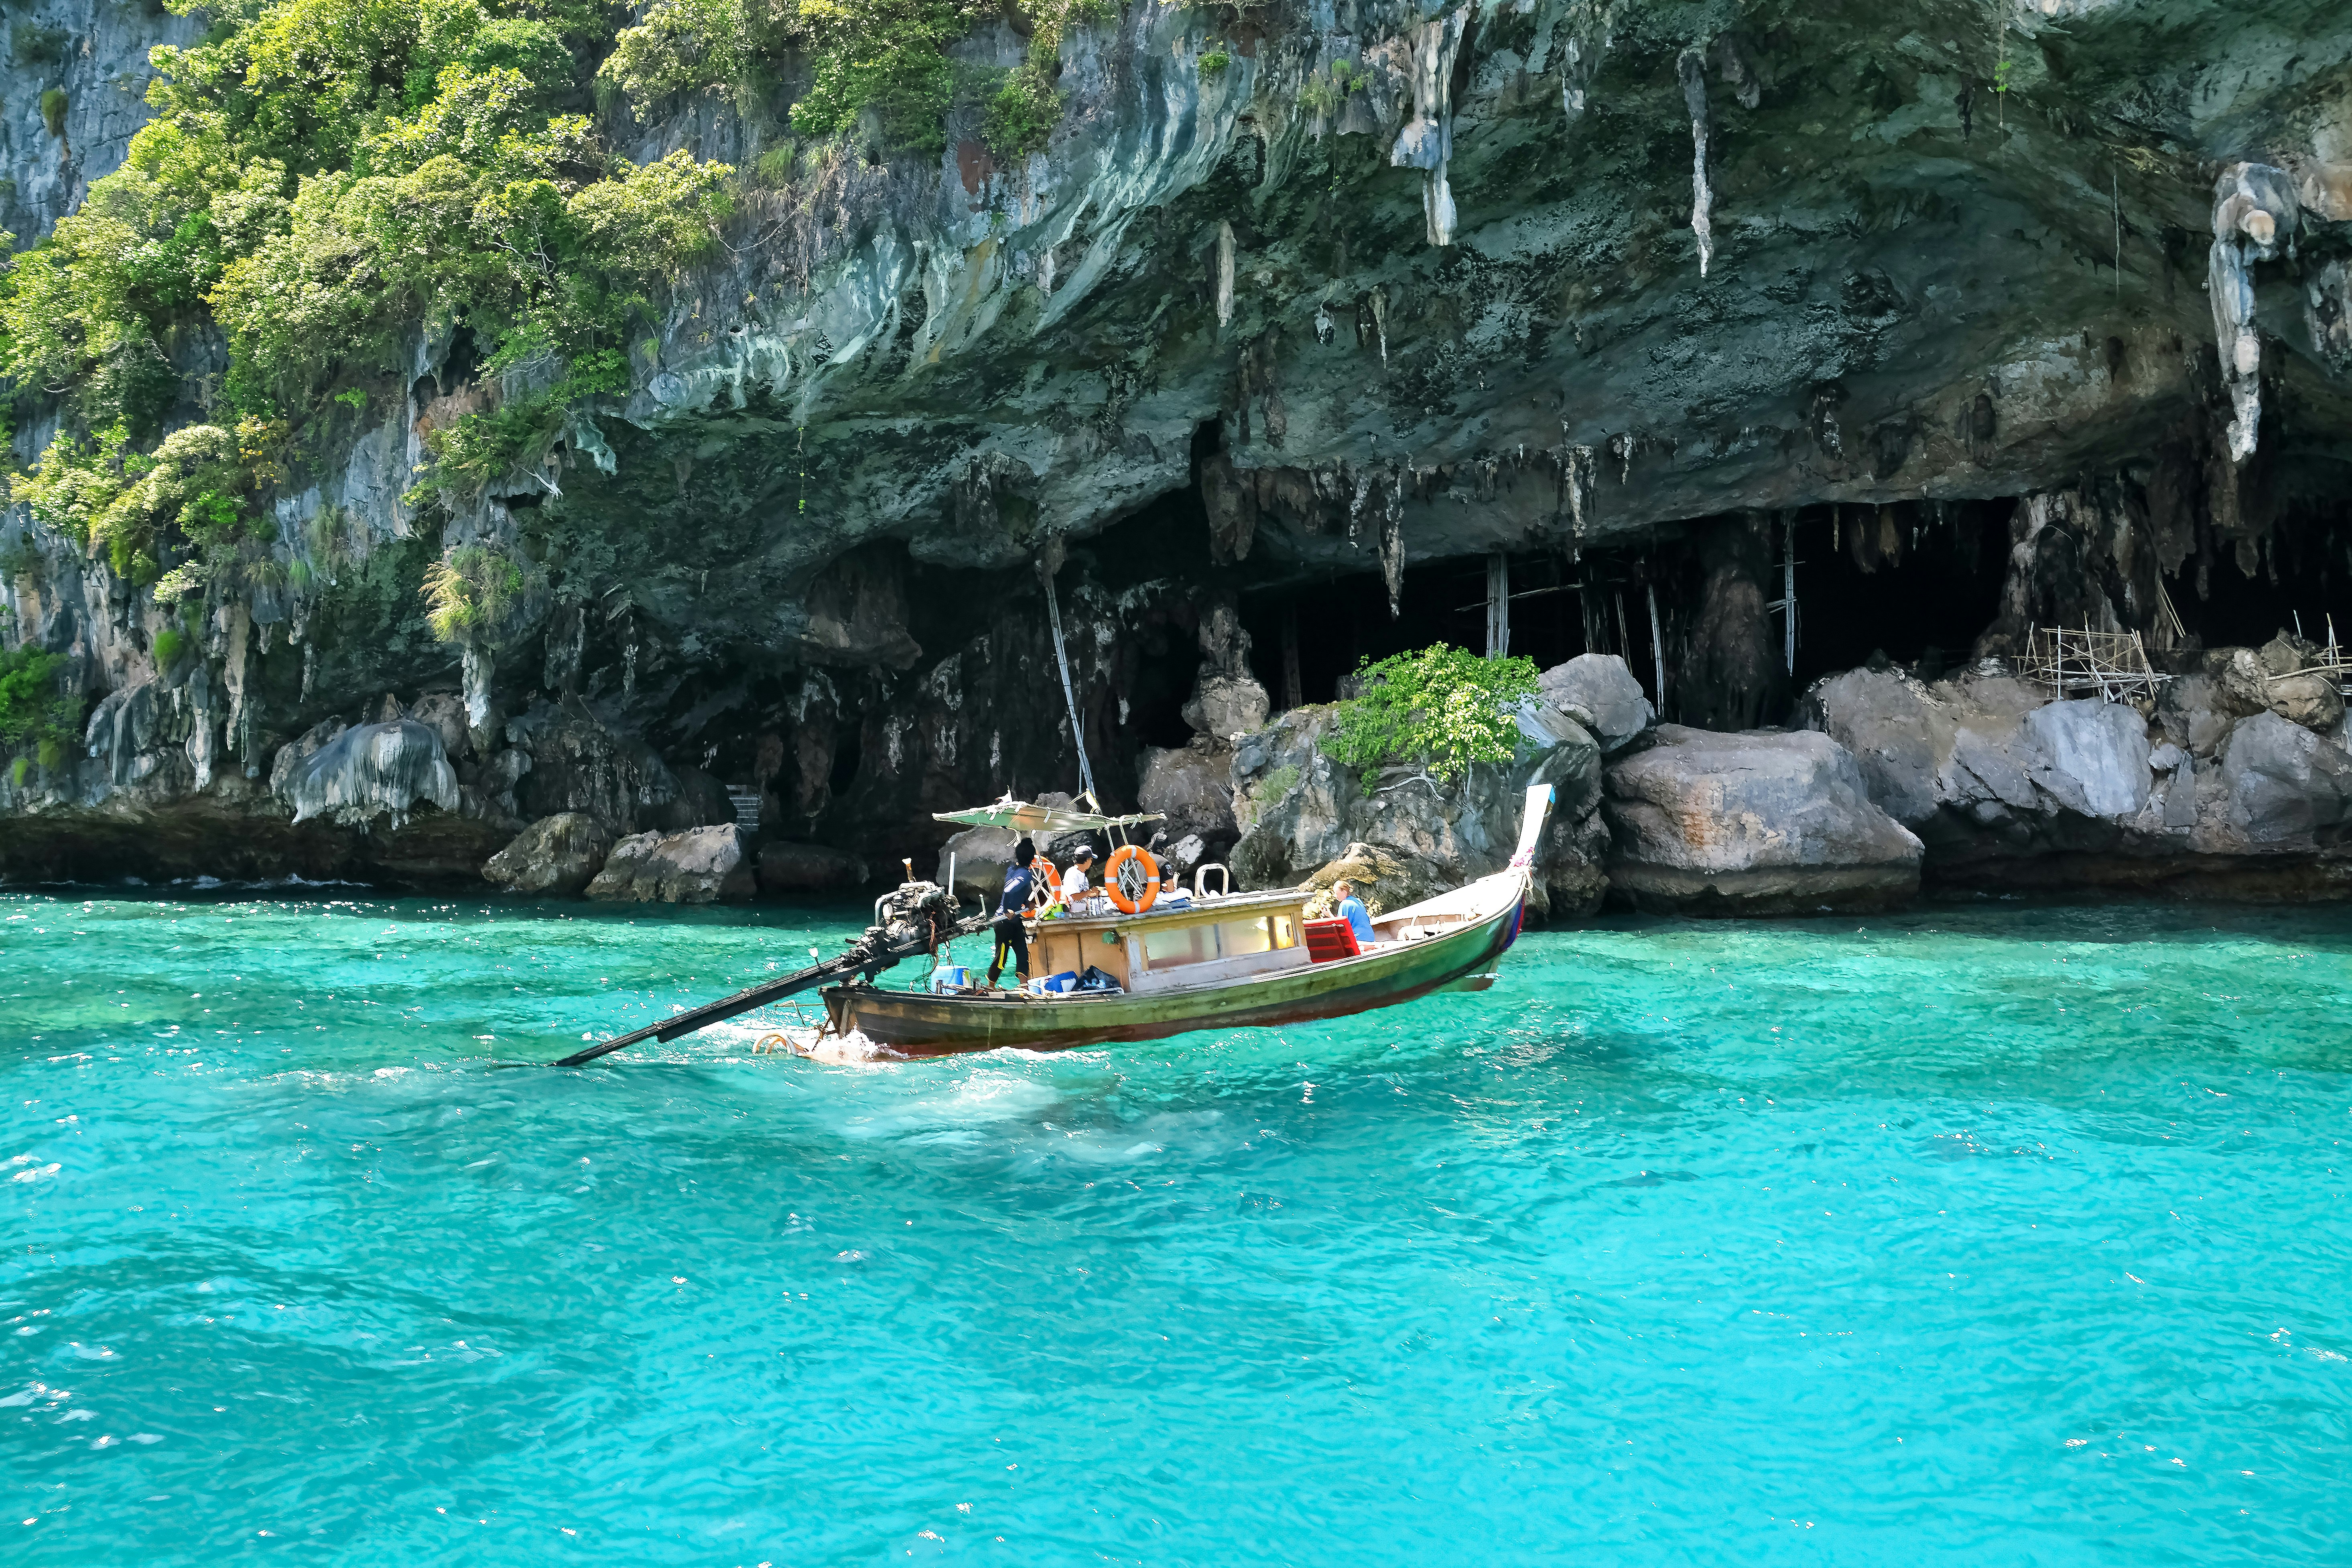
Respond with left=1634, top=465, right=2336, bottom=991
left=1060, top=844, right=1097, bottom=904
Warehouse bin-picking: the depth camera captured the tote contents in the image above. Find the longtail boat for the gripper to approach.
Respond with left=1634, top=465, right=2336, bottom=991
left=555, top=784, right=1552, bottom=1066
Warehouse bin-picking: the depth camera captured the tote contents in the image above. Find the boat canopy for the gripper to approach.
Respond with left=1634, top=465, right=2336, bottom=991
left=932, top=796, right=1164, bottom=833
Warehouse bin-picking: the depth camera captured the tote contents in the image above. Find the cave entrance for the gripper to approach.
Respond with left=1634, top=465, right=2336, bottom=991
left=1784, top=500, right=2011, bottom=686
left=1239, top=551, right=1602, bottom=706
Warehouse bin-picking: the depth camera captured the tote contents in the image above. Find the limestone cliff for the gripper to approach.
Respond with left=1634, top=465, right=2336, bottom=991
left=4, top=0, right=2351, bottom=896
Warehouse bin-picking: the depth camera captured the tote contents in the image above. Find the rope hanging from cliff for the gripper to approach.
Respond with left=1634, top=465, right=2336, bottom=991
left=1039, top=559, right=1099, bottom=803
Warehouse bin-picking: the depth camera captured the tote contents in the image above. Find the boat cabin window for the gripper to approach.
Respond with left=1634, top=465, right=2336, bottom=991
left=1144, top=924, right=1218, bottom=971
left=1143, top=913, right=1304, bottom=973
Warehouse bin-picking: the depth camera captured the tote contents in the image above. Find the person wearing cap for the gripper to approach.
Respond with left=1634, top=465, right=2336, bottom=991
left=986, top=839, right=1037, bottom=989
left=1059, top=843, right=1097, bottom=904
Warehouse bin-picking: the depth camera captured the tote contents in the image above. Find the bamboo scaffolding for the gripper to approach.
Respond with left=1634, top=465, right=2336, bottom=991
left=2013, top=622, right=2168, bottom=702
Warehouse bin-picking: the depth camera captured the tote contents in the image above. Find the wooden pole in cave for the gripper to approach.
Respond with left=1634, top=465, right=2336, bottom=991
left=1485, top=553, right=1510, bottom=658
left=1280, top=604, right=1303, bottom=710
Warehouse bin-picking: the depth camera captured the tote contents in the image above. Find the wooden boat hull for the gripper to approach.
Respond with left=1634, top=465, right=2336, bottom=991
left=823, top=871, right=1528, bottom=1056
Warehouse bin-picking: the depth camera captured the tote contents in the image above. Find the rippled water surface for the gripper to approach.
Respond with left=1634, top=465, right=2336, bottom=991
left=4, top=890, right=2350, bottom=1566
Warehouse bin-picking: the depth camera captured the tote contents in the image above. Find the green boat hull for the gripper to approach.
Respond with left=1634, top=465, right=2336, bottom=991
left=825, top=873, right=1528, bottom=1056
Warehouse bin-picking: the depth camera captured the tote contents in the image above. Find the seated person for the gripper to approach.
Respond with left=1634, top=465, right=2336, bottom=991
left=1335, top=879, right=1377, bottom=947
left=1060, top=844, right=1099, bottom=908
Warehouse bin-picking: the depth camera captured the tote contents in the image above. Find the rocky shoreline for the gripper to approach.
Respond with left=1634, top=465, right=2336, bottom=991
left=8, top=625, right=2348, bottom=921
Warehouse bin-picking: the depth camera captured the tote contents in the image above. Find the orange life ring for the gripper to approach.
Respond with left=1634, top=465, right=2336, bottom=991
left=1105, top=845, right=1161, bottom=914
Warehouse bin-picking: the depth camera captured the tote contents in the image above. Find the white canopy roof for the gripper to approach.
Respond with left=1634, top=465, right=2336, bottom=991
left=932, top=796, right=1163, bottom=833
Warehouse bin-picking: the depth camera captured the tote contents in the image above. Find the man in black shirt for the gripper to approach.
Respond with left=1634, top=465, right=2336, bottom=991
left=985, top=838, right=1036, bottom=990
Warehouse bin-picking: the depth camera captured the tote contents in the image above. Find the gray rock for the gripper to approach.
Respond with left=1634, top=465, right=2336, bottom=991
left=271, top=720, right=458, bottom=827
left=1602, top=725, right=1923, bottom=914
left=1137, top=738, right=1235, bottom=844
left=408, top=693, right=473, bottom=761
left=586, top=824, right=756, bottom=903
left=2023, top=699, right=2150, bottom=820
left=2205, top=712, right=2352, bottom=849
left=758, top=839, right=867, bottom=893
left=483, top=812, right=615, bottom=896
left=1229, top=698, right=1607, bottom=919
left=1182, top=674, right=1270, bottom=741
left=1536, top=654, right=1655, bottom=754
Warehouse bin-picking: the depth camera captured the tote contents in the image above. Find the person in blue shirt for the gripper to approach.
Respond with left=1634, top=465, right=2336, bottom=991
left=986, top=839, right=1037, bottom=989
left=1335, top=880, right=1376, bottom=946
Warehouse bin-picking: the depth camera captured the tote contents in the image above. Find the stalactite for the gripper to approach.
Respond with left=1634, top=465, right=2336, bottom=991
left=1214, top=221, right=1235, bottom=327
left=2208, top=162, right=2299, bottom=462
left=1380, top=474, right=1406, bottom=617
left=1678, top=48, right=1714, bottom=278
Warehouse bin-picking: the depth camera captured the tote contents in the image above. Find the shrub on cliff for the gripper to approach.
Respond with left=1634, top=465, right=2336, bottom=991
left=1322, top=644, right=1542, bottom=788
left=0, top=646, right=81, bottom=760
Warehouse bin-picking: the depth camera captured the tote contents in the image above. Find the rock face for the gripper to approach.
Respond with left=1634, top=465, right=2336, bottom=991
left=1603, top=726, right=1924, bottom=914
left=483, top=813, right=615, bottom=896
left=1229, top=695, right=1608, bottom=918
left=1808, top=666, right=2352, bottom=896
left=586, top=825, right=756, bottom=904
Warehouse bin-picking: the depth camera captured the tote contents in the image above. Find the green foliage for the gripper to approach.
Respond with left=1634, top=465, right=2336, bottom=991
left=2, top=0, right=734, bottom=528
left=0, top=645, right=80, bottom=755
left=40, top=89, right=68, bottom=138
left=151, top=627, right=189, bottom=668
left=11, top=23, right=73, bottom=66
left=8, top=757, right=25, bottom=789
left=36, top=738, right=65, bottom=771
left=983, top=68, right=1062, bottom=159
left=1321, top=644, right=1542, bottom=786
left=1300, top=59, right=1361, bottom=116
left=1198, top=49, right=1231, bottom=79
left=422, top=541, right=528, bottom=641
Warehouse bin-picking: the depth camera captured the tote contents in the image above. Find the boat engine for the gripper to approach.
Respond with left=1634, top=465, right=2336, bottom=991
left=843, top=880, right=965, bottom=981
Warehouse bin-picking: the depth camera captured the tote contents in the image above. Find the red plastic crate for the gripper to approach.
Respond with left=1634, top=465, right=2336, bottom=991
left=1303, top=917, right=1361, bottom=963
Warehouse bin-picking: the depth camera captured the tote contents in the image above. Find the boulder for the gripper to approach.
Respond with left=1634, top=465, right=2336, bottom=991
left=1536, top=654, right=1656, bottom=754
left=1182, top=673, right=1270, bottom=740
left=483, top=812, right=615, bottom=895
left=758, top=839, right=867, bottom=893
left=1138, top=737, right=1237, bottom=845
left=2021, top=699, right=2151, bottom=819
left=1229, top=694, right=1608, bottom=919
left=586, top=824, right=756, bottom=903
left=1603, top=725, right=1923, bottom=914
left=2202, top=711, right=2352, bottom=849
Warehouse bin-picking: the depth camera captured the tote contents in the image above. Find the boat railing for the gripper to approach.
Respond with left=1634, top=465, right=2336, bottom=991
left=1194, top=863, right=1233, bottom=898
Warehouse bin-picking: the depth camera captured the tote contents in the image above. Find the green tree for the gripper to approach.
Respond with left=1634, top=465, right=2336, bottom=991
left=1321, top=644, right=1543, bottom=786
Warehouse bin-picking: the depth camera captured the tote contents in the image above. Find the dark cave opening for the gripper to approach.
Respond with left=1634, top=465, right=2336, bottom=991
left=1784, top=500, right=2012, bottom=687
left=828, top=713, right=862, bottom=795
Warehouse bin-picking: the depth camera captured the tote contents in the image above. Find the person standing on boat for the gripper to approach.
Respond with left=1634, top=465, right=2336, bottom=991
left=987, top=839, right=1038, bottom=990
left=1060, top=844, right=1097, bottom=905
left=1335, top=881, right=1376, bottom=947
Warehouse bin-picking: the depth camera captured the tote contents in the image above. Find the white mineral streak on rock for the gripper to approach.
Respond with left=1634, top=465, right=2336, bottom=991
left=1370, top=288, right=1389, bottom=366
left=1679, top=48, right=1713, bottom=277
left=462, top=645, right=498, bottom=752
left=1390, top=8, right=1469, bottom=246
left=274, top=720, right=459, bottom=827
left=2208, top=162, right=2299, bottom=461
left=1215, top=221, right=1236, bottom=327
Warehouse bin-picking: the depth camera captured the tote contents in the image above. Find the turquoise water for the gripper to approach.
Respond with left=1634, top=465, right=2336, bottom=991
left=4, top=891, right=2350, bottom=1566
